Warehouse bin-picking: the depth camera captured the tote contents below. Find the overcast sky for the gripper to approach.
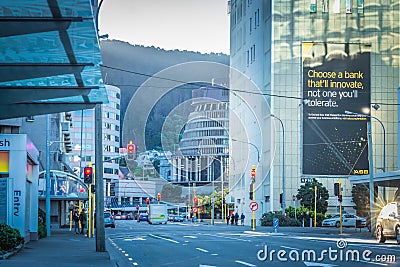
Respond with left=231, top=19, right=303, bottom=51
left=99, top=0, right=230, bottom=54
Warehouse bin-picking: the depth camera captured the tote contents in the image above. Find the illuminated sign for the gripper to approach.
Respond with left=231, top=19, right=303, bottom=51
left=302, top=42, right=370, bottom=176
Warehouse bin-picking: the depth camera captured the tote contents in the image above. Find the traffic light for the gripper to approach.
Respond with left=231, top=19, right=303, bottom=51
left=146, top=197, right=150, bottom=205
left=90, top=184, right=96, bottom=194
left=194, top=197, right=198, bottom=205
left=83, top=166, right=93, bottom=184
left=334, top=183, right=340, bottom=196
left=338, top=195, right=343, bottom=202
left=251, top=165, right=256, bottom=180
left=127, top=141, right=135, bottom=159
left=279, top=193, right=283, bottom=204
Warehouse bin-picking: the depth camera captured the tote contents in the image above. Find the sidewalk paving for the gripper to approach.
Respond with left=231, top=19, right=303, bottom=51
left=0, top=228, right=115, bottom=267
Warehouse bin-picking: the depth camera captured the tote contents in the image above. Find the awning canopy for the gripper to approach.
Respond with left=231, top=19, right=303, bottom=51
left=0, top=0, right=108, bottom=119
left=349, top=170, right=400, bottom=187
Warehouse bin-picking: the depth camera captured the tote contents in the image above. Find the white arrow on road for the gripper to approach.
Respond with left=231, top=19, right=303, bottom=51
left=304, top=262, right=337, bottom=267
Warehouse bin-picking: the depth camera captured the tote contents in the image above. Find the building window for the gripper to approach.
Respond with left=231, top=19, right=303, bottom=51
left=116, top=93, right=120, bottom=99
left=249, top=17, right=252, bottom=33
left=310, top=0, right=317, bottom=13
left=322, top=0, right=328, bottom=13
left=104, top=168, right=113, bottom=174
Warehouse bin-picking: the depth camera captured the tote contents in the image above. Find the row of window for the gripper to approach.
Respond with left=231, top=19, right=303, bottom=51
left=105, top=89, right=121, bottom=100
left=105, top=111, right=120, bottom=121
left=104, top=145, right=119, bottom=153
left=194, top=102, right=229, bottom=112
left=185, top=120, right=228, bottom=130
left=246, top=44, right=256, bottom=65
left=249, top=9, right=260, bottom=34
left=104, top=167, right=119, bottom=175
left=182, top=129, right=228, bottom=139
left=104, top=122, right=119, bottom=131
left=104, top=133, right=120, bottom=142
left=310, top=0, right=364, bottom=14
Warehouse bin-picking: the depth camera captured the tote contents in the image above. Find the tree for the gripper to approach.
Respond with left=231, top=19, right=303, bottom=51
left=296, top=178, right=329, bottom=214
left=351, top=184, right=369, bottom=218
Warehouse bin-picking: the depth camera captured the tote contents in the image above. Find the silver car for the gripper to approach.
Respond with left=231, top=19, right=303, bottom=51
left=376, top=202, right=400, bottom=244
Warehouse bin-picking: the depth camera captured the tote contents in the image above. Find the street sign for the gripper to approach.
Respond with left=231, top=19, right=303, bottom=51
left=301, top=178, right=313, bottom=183
left=273, top=218, right=279, bottom=229
left=249, top=201, right=258, bottom=211
left=192, top=207, right=198, bottom=213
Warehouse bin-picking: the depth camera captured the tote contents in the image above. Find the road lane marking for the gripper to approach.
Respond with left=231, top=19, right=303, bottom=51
left=199, top=265, right=216, bottom=267
left=124, top=253, right=129, bottom=256
left=124, top=237, right=146, bottom=241
left=196, top=247, right=209, bottom=253
left=235, top=260, right=256, bottom=266
left=149, top=234, right=179, bottom=243
left=203, top=233, right=251, bottom=242
left=360, top=260, right=388, bottom=266
left=184, top=235, right=197, bottom=239
left=128, top=258, right=133, bottom=261
left=211, top=253, right=218, bottom=256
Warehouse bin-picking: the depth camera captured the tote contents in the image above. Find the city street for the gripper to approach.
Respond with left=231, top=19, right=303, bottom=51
left=106, top=220, right=399, bottom=267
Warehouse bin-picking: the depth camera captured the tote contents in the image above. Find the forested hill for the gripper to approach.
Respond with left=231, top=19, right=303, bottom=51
left=100, top=40, right=229, bottom=150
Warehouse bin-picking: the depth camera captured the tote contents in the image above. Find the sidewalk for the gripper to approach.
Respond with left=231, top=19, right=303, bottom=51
left=0, top=228, right=115, bottom=267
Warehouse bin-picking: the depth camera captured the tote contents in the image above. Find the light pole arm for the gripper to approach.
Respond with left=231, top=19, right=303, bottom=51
left=231, top=139, right=260, bottom=163
left=271, top=114, right=285, bottom=210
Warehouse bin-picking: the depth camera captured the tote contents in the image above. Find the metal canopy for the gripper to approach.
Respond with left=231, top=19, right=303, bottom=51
left=0, top=0, right=108, bottom=119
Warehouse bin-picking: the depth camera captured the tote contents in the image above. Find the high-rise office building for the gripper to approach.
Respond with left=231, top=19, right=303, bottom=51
left=229, top=0, right=399, bottom=222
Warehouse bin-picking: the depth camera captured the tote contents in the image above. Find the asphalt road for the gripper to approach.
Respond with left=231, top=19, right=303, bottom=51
left=106, top=220, right=399, bottom=267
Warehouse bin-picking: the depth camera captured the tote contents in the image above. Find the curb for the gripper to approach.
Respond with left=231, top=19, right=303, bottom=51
left=1, top=244, right=23, bottom=260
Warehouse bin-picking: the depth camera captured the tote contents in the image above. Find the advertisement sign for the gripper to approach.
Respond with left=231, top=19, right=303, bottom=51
left=302, top=42, right=370, bottom=176
left=0, top=151, right=9, bottom=174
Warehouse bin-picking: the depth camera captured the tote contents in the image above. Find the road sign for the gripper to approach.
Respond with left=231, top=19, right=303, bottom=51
left=192, top=207, right=198, bottom=213
left=301, top=178, right=313, bottom=183
left=249, top=201, right=258, bottom=211
left=273, top=218, right=279, bottom=229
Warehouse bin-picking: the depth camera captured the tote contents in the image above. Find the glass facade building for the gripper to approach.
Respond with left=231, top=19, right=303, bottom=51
left=229, top=0, right=399, bottom=218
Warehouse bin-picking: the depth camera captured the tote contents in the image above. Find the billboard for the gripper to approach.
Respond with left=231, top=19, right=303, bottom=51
left=302, top=42, right=370, bottom=176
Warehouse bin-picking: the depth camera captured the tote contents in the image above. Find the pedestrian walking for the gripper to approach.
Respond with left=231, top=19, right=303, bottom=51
left=79, top=209, right=87, bottom=235
left=234, top=212, right=239, bottom=225
left=73, top=208, right=80, bottom=234
left=226, top=214, right=230, bottom=225
left=230, top=213, right=234, bottom=225
left=240, top=213, right=245, bottom=226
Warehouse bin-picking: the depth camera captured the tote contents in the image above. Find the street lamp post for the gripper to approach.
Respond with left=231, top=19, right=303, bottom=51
left=345, top=110, right=383, bottom=236
left=271, top=114, right=285, bottom=211
left=231, top=139, right=260, bottom=163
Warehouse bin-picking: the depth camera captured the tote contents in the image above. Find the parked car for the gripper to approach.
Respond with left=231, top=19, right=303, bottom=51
left=322, top=214, right=366, bottom=228
left=376, top=202, right=400, bottom=244
left=104, top=212, right=115, bottom=228
left=172, top=215, right=184, bottom=222
left=114, top=214, right=122, bottom=220
left=322, top=215, right=341, bottom=227
left=138, top=213, right=148, bottom=222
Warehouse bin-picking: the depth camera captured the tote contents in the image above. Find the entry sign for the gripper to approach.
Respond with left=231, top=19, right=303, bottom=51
left=192, top=207, right=198, bottom=213
left=301, top=178, right=313, bottom=183
left=249, top=201, right=258, bottom=211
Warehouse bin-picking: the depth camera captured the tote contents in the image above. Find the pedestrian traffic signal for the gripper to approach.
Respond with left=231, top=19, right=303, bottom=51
left=338, top=195, right=343, bottom=202
left=279, top=193, right=283, bottom=204
left=83, top=166, right=93, bottom=184
left=90, top=184, right=96, bottom=193
left=334, top=183, right=340, bottom=196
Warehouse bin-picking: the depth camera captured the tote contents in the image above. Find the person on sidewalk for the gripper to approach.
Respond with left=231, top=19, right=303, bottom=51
left=226, top=214, right=230, bottom=225
left=73, top=208, right=80, bottom=234
left=230, top=213, right=235, bottom=225
left=234, top=212, right=239, bottom=225
left=79, top=209, right=87, bottom=235
left=240, top=213, right=245, bottom=226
